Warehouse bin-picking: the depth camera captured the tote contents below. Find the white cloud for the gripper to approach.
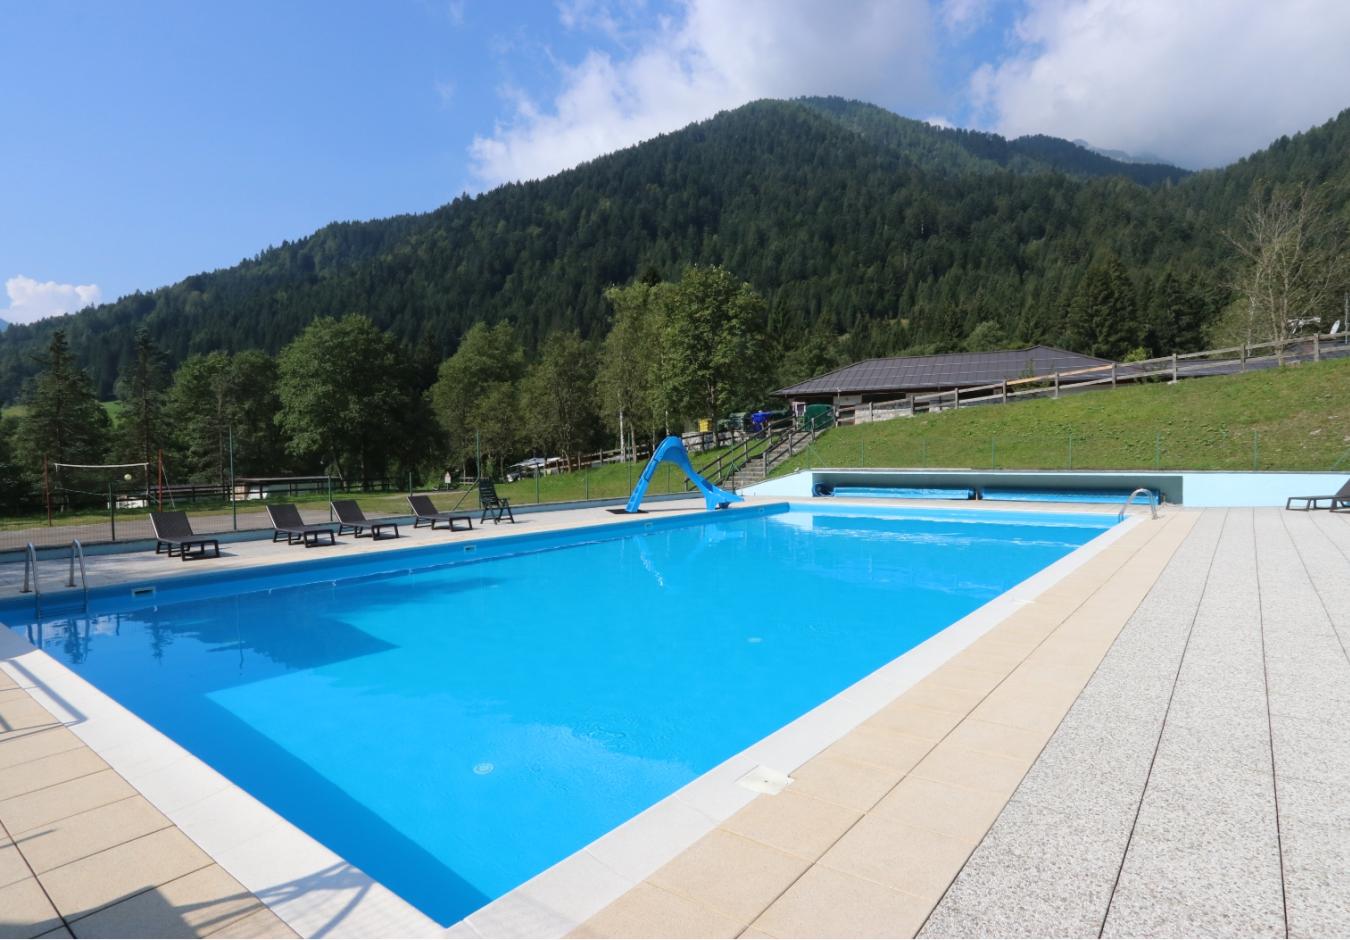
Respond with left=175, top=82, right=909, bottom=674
left=1, top=275, right=102, bottom=325
left=470, top=0, right=938, bottom=186
left=970, top=0, right=1350, bottom=168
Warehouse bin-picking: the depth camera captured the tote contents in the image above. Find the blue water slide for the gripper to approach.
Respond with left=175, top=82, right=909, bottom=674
left=625, top=435, right=744, bottom=513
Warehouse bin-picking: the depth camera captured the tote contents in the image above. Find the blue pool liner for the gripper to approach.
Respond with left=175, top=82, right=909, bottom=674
left=980, top=487, right=1159, bottom=504
left=829, top=485, right=975, bottom=500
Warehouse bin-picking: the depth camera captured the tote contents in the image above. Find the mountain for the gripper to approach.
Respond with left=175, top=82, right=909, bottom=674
left=0, top=96, right=1346, bottom=403
left=1074, top=139, right=1174, bottom=167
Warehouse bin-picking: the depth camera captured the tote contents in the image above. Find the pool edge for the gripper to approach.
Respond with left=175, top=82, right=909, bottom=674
left=455, top=508, right=1146, bottom=939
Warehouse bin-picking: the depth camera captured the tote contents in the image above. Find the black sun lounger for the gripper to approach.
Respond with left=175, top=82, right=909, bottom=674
left=331, top=500, right=400, bottom=539
left=149, top=511, right=220, bottom=561
left=407, top=494, right=474, bottom=531
left=1286, top=478, right=1350, bottom=511
left=477, top=478, right=515, bottom=524
left=267, top=503, right=338, bottom=547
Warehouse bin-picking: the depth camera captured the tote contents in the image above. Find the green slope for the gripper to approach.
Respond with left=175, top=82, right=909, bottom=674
left=774, top=357, right=1350, bottom=475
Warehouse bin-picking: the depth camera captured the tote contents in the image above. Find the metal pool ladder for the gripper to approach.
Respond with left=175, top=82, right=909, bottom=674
left=20, top=543, right=41, bottom=616
left=1118, top=487, right=1159, bottom=521
left=19, top=540, right=90, bottom=617
left=67, top=539, right=89, bottom=611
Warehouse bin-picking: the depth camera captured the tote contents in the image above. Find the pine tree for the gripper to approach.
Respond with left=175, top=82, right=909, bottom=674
left=15, top=330, right=110, bottom=474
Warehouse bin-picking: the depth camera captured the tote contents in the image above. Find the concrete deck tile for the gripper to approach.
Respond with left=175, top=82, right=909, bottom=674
left=895, top=681, right=984, bottom=717
left=203, top=906, right=298, bottom=939
left=0, top=749, right=109, bottom=802
left=1277, top=814, right=1350, bottom=938
left=1275, top=773, right=1350, bottom=830
left=965, top=690, right=1068, bottom=737
left=0, top=877, right=64, bottom=939
left=16, top=795, right=171, bottom=875
left=648, top=829, right=811, bottom=924
left=753, top=864, right=931, bottom=939
left=0, top=840, right=30, bottom=890
left=38, top=827, right=212, bottom=922
left=939, top=718, right=1046, bottom=763
left=0, top=771, right=137, bottom=835
left=786, top=753, right=904, bottom=813
left=869, top=774, right=1008, bottom=844
left=861, top=703, right=962, bottom=742
left=569, top=881, right=743, bottom=939
left=914, top=666, right=1003, bottom=697
left=1269, top=715, right=1350, bottom=787
left=919, top=797, right=1132, bottom=940
left=736, top=928, right=778, bottom=940
left=1103, top=831, right=1285, bottom=938
left=0, top=728, right=84, bottom=773
left=820, top=725, right=933, bottom=774
left=0, top=692, right=59, bottom=738
left=67, top=865, right=262, bottom=939
left=819, top=815, right=973, bottom=901
left=909, top=744, right=1030, bottom=796
left=720, top=790, right=861, bottom=861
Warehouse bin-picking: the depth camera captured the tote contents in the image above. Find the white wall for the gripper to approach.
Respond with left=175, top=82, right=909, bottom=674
left=743, top=468, right=1349, bottom=508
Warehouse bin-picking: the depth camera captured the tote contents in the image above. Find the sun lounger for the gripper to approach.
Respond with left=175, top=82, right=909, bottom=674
left=477, top=478, right=515, bottom=524
left=330, top=500, right=400, bottom=539
left=149, top=511, right=220, bottom=561
left=407, top=494, right=473, bottom=531
left=1286, top=478, right=1350, bottom=511
left=267, top=503, right=338, bottom=547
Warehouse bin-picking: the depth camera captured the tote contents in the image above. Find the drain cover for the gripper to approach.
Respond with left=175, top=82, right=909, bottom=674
left=737, top=765, right=793, bottom=795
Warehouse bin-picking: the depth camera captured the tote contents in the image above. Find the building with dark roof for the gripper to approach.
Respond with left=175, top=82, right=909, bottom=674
left=775, top=345, right=1115, bottom=410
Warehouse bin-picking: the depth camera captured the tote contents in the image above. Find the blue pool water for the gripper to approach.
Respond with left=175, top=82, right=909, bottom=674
left=3, top=504, right=1112, bottom=925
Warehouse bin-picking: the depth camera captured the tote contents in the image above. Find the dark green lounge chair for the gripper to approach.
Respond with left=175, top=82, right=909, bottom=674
left=149, top=511, right=220, bottom=561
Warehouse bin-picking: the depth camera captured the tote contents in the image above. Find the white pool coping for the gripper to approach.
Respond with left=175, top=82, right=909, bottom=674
left=0, top=501, right=1143, bottom=939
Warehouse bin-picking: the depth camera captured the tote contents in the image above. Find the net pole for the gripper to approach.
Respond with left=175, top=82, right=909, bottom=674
left=229, top=426, right=237, bottom=531
left=43, top=454, right=52, bottom=526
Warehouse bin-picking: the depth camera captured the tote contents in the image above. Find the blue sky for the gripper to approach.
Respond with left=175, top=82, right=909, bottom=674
left=3, top=0, right=1347, bottom=323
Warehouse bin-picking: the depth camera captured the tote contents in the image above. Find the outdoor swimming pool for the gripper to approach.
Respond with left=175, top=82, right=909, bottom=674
left=2, top=503, right=1114, bottom=926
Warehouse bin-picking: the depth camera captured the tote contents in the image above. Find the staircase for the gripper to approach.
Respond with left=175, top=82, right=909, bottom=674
left=697, top=416, right=831, bottom=494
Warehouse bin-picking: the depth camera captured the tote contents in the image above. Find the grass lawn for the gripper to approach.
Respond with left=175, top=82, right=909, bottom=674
left=775, top=356, right=1350, bottom=476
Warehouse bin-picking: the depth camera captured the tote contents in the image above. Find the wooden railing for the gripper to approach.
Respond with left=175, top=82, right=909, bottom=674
left=835, top=330, right=1350, bottom=426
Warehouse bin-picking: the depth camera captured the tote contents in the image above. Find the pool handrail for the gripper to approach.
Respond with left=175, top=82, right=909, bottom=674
left=67, top=539, right=89, bottom=611
left=1118, top=487, right=1158, bottom=521
left=19, top=542, right=41, bottom=617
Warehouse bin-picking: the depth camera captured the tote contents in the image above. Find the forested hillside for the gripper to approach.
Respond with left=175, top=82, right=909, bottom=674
left=1, top=96, right=1348, bottom=403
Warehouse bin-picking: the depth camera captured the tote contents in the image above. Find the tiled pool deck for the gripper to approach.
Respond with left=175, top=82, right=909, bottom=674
left=2, top=500, right=1347, bottom=938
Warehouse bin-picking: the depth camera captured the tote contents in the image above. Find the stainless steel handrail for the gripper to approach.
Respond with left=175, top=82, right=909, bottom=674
left=67, top=539, right=89, bottom=610
left=1118, top=487, right=1159, bottom=521
left=20, top=542, right=41, bottom=617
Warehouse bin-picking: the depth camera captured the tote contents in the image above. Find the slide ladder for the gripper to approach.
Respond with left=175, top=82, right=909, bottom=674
left=625, top=436, right=744, bottom=513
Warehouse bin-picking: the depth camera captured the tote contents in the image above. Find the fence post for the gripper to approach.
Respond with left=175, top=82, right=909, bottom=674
left=109, top=482, right=116, bottom=542
left=1314, top=334, right=1321, bottom=362
left=1241, top=344, right=1248, bottom=371
left=1171, top=353, right=1178, bottom=383
left=1111, top=363, right=1118, bottom=388
left=229, top=425, right=237, bottom=531
left=1054, top=371, right=1060, bottom=399
left=1001, top=380, right=1008, bottom=404
left=534, top=468, right=541, bottom=504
